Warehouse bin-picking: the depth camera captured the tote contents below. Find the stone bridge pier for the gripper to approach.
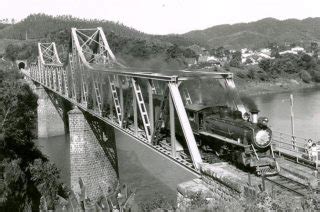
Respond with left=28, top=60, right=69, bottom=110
left=36, top=86, right=118, bottom=201
left=68, top=108, right=118, bottom=202
left=36, top=86, right=66, bottom=137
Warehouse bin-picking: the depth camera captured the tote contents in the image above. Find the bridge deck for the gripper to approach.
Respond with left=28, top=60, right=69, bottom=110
left=23, top=68, right=201, bottom=174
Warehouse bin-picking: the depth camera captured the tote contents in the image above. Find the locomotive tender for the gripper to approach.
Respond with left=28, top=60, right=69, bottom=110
left=182, top=103, right=279, bottom=176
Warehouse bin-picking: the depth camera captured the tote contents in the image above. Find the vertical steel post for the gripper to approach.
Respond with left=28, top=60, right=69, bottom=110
left=148, top=80, right=154, bottom=135
left=119, top=76, right=124, bottom=128
left=48, top=67, right=51, bottom=88
left=168, top=82, right=202, bottom=169
left=169, top=92, right=176, bottom=157
left=198, top=79, right=203, bottom=104
left=110, top=84, right=113, bottom=121
left=262, top=175, right=266, bottom=191
left=52, top=67, right=57, bottom=91
left=133, top=85, right=138, bottom=136
left=44, top=66, right=47, bottom=86
left=248, top=173, right=252, bottom=186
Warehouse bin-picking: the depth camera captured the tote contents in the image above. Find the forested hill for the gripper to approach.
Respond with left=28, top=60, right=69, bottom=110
left=183, top=17, right=320, bottom=49
left=0, top=14, right=198, bottom=47
left=0, top=14, right=148, bottom=40
left=0, top=14, right=201, bottom=70
left=3, top=15, right=320, bottom=50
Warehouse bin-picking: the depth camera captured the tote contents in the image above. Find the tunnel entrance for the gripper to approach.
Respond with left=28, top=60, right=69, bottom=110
left=18, top=62, right=25, bottom=69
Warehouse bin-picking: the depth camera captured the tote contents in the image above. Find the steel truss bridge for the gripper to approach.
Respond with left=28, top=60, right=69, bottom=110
left=24, top=27, right=248, bottom=173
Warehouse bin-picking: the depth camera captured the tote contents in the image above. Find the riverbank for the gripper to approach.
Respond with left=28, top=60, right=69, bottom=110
left=236, top=78, right=320, bottom=97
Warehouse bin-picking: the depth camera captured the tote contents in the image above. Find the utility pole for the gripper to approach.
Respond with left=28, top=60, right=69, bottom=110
left=290, top=94, right=295, bottom=149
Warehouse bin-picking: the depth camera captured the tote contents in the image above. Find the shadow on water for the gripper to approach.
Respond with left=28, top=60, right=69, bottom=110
left=117, top=148, right=175, bottom=204
left=115, top=130, right=197, bottom=205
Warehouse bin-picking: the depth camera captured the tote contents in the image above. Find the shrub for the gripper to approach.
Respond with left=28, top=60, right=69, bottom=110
left=258, top=71, right=270, bottom=81
left=300, top=70, right=312, bottom=83
left=247, top=68, right=256, bottom=79
left=313, top=71, right=320, bottom=82
left=223, top=63, right=231, bottom=71
left=236, top=71, right=247, bottom=79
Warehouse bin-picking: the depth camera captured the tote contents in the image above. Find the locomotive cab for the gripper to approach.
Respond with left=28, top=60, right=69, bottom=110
left=185, top=104, right=212, bottom=134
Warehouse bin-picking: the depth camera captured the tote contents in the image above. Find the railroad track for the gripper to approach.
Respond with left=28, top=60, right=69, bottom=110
left=265, top=174, right=318, bottom=196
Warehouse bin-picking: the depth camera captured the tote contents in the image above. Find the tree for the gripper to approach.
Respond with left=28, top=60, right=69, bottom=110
left=311, top=42, right=318, bottom=58
left=300, top=53, right=316, bottom=70
left=166, top=44, right=184, bottom=59
left=0, top=66, right=66, bottom=210
left=224, top=49, right=231, bottom=60
left=4, top=44, right=20, bottom=61
left=28, top=159, right=63, bottom=210
left=268, top=42, right=280, bottom=58
left=215, top=46, right=225, bottom=58
left=300, top=70, right=312, bottom=83
left=0, top=159, right=29, bottom=211
left=183, top=48, right=196, bottom=58
left=230, top=51, right=242, bottom=67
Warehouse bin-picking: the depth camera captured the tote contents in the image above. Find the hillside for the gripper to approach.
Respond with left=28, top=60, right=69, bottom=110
left=0, top=14, right=197, bottom=47
left=0, top=14, right=202, bottom=70
left=2, top=15, right=320, bottom=51
left=183, top=17, right=320, bottom=49
left=0, top=14, right=149, bottom=40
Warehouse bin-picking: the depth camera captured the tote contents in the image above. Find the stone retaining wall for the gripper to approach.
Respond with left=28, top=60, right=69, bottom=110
left=177, top=163, right=257, bottom=209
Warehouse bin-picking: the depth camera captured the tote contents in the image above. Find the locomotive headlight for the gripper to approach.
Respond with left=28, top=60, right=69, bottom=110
left=254, top=130, right=271, bottom=148
left=258, top=117, right=269, bottom=127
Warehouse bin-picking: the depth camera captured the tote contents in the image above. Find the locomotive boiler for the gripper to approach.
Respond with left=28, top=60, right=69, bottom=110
left=181, top=104, right=279, bottom=176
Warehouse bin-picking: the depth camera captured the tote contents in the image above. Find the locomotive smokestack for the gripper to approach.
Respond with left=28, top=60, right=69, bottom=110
left=250, top=109, right=259, bottom=124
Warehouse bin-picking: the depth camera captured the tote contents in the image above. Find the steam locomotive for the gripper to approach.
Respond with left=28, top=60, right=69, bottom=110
left=176, top=104, right=280, bottom=176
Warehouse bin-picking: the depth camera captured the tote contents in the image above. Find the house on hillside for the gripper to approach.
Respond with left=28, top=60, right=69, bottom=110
left=185, top=58, right=197, bottom=67
left=291, top=46, right=305, bottom=53
left=197, top=55, right=221, bottom=67
left=241, top=48, right=253, bottom=54
left=201, top=48, right=210, bottom=56
left=279, top=46, right=305, bottom=55
left=260, top=48, right=272, bottom=56
left=241, top=50, right=272, bottom=65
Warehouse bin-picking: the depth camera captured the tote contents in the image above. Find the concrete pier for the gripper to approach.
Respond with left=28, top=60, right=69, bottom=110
left=68, top=108, right=118, bottom=202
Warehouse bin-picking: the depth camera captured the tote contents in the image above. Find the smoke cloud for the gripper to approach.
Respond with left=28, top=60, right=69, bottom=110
left=240, top=96, right=258, bottom=111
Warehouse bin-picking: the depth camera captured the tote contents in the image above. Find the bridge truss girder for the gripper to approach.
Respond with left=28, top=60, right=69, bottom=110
left=27, top=27, right=249, bottom=172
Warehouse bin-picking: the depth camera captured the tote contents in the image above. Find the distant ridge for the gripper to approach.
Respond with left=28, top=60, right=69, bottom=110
left=182, top=17, right=320, bottom=49
left=1, top=14, right=320, bottom=50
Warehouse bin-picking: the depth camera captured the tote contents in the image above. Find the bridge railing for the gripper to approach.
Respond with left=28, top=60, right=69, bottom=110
left=272, top=131, right=319, bottom=169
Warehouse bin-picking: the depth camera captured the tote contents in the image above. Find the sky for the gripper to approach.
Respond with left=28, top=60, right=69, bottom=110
left=1, top=0, right=320, bottom=35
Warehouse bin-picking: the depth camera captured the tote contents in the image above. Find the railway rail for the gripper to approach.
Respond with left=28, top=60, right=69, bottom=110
left=265, top=174, right=319, bottom=196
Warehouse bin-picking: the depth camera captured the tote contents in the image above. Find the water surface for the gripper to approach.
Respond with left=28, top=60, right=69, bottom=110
left=251, top=86, right=320, bottom=140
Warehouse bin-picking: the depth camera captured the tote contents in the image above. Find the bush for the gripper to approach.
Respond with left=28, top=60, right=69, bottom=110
left=258, top=70, right=270, bottom=81
left=236, top=71, right=247, bottom=79
left=247, top=68, right=256, bottom=79
left=223, top=63, right=231, bottom=71
left=300, top=70, right=312, bottom=83
left=313, top=71, right=320, bottom=82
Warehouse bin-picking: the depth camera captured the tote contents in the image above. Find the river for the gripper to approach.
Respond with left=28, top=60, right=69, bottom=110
left=251, top=86, right=320, bottom=140
left=34, top=86, right=320, bottom=204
